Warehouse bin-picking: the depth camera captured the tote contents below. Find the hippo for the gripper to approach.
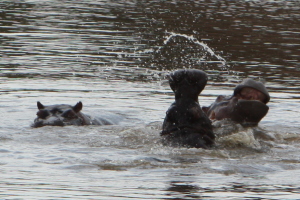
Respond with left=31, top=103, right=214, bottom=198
left=202, top=78, right=270, bottom=126
left=32, top=101, right=115, bottom=128
left=161, top=69, right=215, bottom=148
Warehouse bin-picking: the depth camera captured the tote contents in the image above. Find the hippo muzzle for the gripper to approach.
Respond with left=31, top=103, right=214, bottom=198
left=204, top=78, right=270, bottom=125
left=33, top=115, right=84, bottom=127
left=161, top=69, right=215, bottom=148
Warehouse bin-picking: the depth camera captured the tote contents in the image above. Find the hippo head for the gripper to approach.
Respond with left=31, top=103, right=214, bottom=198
left=204, top=78, right=270, bottom=125
left=169, top=69, right=208, bottom=101
left=32, top=101, right=88, bottom=128
left=161, top=69, right=215, bottom=148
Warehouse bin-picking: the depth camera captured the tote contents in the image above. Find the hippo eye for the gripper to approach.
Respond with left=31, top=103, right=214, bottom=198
left=37, top=110, right=49, bottom=119
left=61, top=110, right=78, bottom=119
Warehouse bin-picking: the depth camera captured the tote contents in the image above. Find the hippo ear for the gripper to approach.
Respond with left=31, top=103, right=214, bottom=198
left=37, top=101, right=45, bottom=110
left=73, top=101, right=83, bottom=113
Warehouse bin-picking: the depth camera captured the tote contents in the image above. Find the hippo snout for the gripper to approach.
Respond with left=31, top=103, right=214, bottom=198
left=33, top=116, right=65, bottom=127
left=161, top=69, right=215, bottom=148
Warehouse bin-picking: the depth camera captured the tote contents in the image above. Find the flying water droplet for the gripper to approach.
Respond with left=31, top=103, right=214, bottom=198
left=162, top=32, right=228, bottom=68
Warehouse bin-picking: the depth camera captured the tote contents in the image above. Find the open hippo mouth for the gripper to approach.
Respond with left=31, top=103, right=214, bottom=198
left=231, top=99, right=269, bottom=124
left=161, top=69, right=215, bottom=148
left=204, top=78, right=270, bottom=126
left=208, top=98, right=269, bottom=125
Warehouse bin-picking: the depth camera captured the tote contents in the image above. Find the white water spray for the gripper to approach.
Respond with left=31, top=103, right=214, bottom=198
left=163, top=32, right=227, bottom=67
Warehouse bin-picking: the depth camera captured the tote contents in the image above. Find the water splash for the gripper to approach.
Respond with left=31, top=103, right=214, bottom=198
left=163, top=32, right=228, bottom=68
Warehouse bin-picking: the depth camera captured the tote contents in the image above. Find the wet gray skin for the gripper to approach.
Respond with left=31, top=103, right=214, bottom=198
left=161, top=69, right=215, bottom=148
left=203, top=79, right=270, bottom=126
left=32, top=101, right=113, bottom=128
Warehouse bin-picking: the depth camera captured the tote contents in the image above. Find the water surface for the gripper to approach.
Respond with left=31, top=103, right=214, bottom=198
left=1, top=0, right=300, bottom=199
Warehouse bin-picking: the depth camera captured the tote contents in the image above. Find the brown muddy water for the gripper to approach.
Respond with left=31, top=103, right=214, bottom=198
left=0, top=0, right=300, bottom=199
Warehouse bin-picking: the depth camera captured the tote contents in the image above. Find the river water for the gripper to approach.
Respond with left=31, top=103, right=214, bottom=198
left=0, top=0, right=300, bottom=199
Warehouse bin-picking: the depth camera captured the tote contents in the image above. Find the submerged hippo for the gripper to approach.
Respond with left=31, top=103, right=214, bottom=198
left=32, top=101, right=115, bottom=128
left=202, top=78, right=270, bottom=126
left=161, top=69, right=215, bottom=148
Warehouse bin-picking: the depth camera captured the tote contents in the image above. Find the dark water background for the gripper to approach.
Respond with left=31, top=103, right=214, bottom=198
left=0, top=0, right=300, bottom=199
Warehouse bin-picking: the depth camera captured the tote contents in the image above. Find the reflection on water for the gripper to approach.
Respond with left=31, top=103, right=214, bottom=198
left=0, top=0, right=300, bottom=199
left=1, top=0, right=299, bottom=84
